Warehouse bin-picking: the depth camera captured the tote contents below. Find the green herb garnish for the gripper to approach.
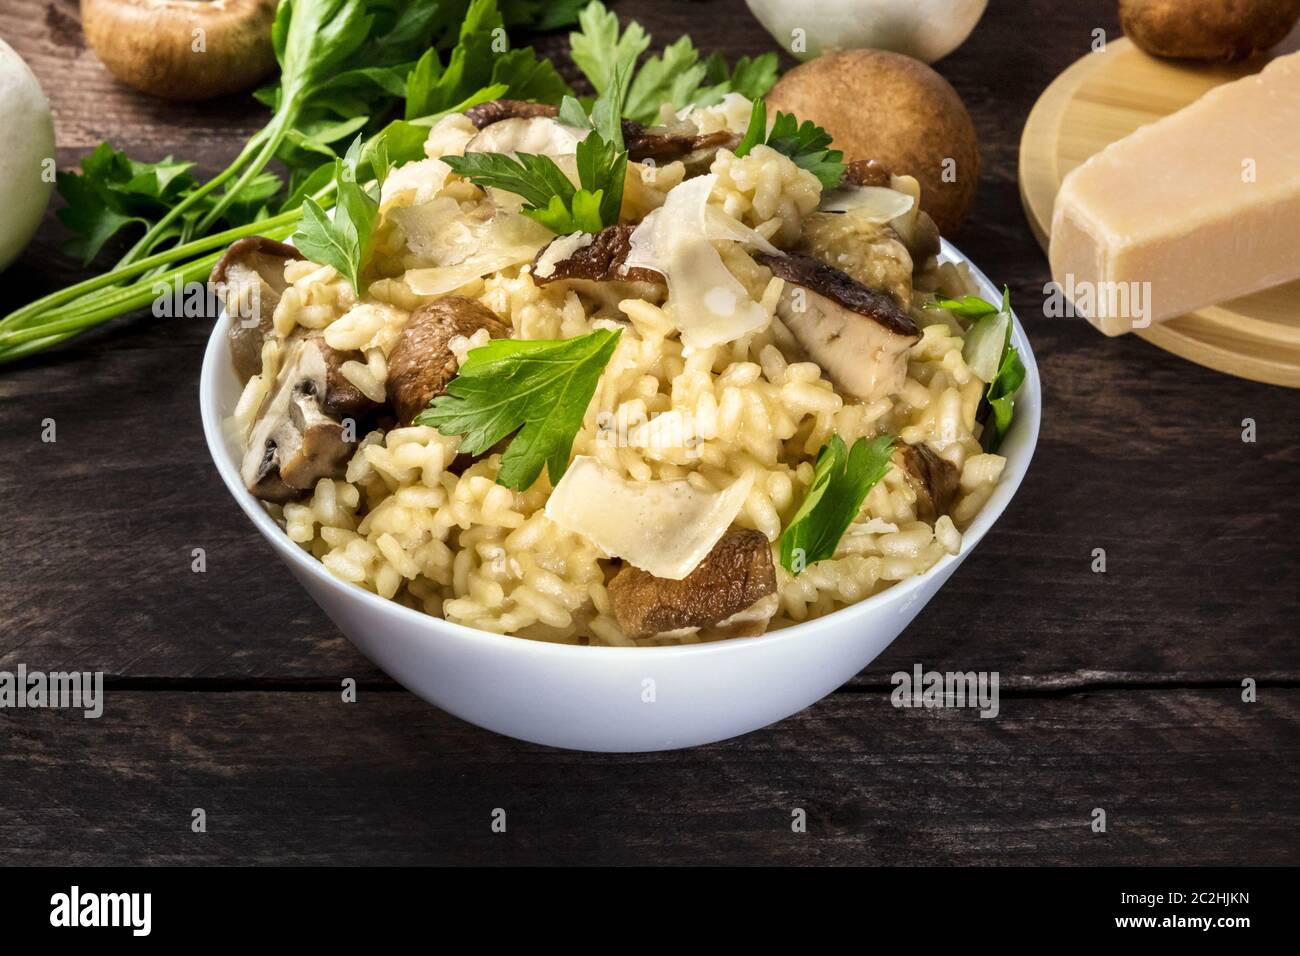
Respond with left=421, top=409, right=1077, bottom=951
left=569, top=1, right=778, bottom=125
left=0, top=1, right=765, bottom=365
left=984, top=344, right=1026, bottom=454
left=56, top=146, right=202, bottom=265
left=927, top=294, right=1002, bottom=318
left=778, top=434, right=896, bottom=575
left=416, top=328, right=622, bottom=490
left=943, top=287, right=1026, bottom=453
left=291, top=136, right=388, bottom=293
left=734, top=100, right=845, bottom=191
left=441, top=67, right=630, bottom=234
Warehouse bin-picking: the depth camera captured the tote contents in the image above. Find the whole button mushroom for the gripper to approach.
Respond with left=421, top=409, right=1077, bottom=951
left=81, top=0, right=279, bottom=101
left=1120, top=0, right=1300, bottom=62
left=766, top=49, right=982, bottom=234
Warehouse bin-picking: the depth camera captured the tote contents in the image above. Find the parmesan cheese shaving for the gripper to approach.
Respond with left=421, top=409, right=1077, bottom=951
left=379, top=158, right=452, bottom=212
left=395, top=198, right=552, bottom=295
left=544, top=457, right=755, bottom=580
left=534, top=231, right=594, bottom=279
left=818, top=185, right=915, bottom=222
left=625, top=175, right=772, bottom=350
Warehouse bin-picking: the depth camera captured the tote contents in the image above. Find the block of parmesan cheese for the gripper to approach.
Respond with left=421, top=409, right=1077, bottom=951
left=1049, top=51, right=1300, bottom=336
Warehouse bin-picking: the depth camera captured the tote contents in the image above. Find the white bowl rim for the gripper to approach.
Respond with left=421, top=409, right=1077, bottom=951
left=200, top=238, right=1041, bottom=660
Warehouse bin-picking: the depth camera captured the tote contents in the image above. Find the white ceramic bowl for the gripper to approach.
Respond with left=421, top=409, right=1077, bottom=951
left=201, top=240, right=1040, bottom=751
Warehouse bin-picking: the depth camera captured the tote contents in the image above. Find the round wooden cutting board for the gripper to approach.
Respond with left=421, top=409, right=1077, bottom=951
left=1019, top=34, right=1300, bottom=388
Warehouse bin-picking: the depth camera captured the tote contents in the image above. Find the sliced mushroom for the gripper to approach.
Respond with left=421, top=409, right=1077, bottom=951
left=386, top=296, right=511, bottom=424
left=841, top=158, right=893, bottom=188
left=894, top=442, right=960, bottom=523
left=607, top=529, right=778, bottom=640
left=625, top=128, right=738, bottom=176
left=210, top=236, right=305, bottom=381
left=755, top=251, right=920, bottom=403
left=799, top=213, right=916, bottom=308
left=241, top=334, right=375, bottom=503
left=465, top=99, right=563, bottom=128
left=465, top=116, right=586, bottom=158
left=532, top=224, right=666, bottom=286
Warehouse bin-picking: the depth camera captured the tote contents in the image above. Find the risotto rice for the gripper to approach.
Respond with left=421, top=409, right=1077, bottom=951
left=222, top=95, right=1011, bottom=646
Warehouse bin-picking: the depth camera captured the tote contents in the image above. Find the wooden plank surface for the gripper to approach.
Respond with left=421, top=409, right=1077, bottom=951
left=0, top=0, right=1297, bottom=865
left=3, top=689, right=1295, bottom=865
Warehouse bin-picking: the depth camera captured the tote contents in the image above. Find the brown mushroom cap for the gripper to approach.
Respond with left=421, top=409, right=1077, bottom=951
left=532, top=225, right=666, bottom=287
left=211, top=236, right=305, bottom=381
left=82, top=0, right=278, bottom=101
left=607, top=529, right=778, bottom=640
left=894, top=442, right=960, bottom=524
left=465, top=99, right=563, bottom=128
left=766, top=49, right=981, bottom=235
left=1119, top=0, right=1300, bottom=61
left=841, top=159, right=894, bottom=189
left=386, top=297, right=511, bottom=425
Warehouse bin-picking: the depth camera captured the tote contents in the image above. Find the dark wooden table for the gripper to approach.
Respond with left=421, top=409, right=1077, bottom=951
left=2, top=0, right=1297, bottom=866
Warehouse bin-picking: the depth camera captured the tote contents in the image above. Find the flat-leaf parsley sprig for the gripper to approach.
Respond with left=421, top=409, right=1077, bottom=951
left=929, top=287, right=1026, bottom=453
left=292, top=136, right=390, bottom=293
left=779, top=434, right=896, bottom=575
left=440, top=66, right=632, bottom=235
left=734, top=99, right=845, bottom=191
left=416, top=328, right=622, bottom=490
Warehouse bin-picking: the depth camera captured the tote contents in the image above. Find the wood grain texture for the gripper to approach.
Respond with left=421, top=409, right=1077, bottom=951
left=2, top=688, right=1295, bottom=865
left=0, top=0, right=1297, bottom=865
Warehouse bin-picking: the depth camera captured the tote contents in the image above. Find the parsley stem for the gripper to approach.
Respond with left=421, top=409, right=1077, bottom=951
left=0, top=253, right=224, bottom=351
left=194, top=111, right=297, bottom=235
left=114, top=126, right=273, bottom=270
left=0, top=198, right=323, bottom=334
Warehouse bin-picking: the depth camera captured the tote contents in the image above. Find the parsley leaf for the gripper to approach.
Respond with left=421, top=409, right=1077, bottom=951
left=441, top=67, right=628, bottom=233
left=984, top=344, right=1026, bottom=453
left=416, top=328, right=622, bottom=490
left=570, top=1, right=649, bottom=99
left=779, top=434, right=896, bottom=576
left=570, top=2, right=778, bottom=124
left=941, top=287, right=1025, bottom=452
left=291, top=136, right=388, bottom=293
left=694, top=51, right=780, bottom=105
left=403, top=0, right=568, bottom=120
left=734, top=100, right=845, bottom=191
left=55, top=144, right=199, bottom=264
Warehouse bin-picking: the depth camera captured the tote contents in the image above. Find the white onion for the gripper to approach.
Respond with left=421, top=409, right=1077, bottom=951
left=0, top=40, right=55, bottom=271
left=744, top=0, right=988, bottom=64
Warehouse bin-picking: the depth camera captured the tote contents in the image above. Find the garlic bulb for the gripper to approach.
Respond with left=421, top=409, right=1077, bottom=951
left=745, top=0, right=988, bottom=64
